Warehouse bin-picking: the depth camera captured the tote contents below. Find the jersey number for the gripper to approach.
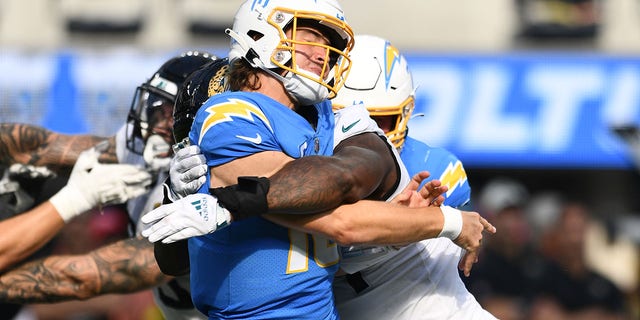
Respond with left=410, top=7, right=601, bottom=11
left=287, top=229, right=339, bottom=273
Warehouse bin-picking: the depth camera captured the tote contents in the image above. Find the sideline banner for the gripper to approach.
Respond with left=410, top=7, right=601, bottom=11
left=0, top=51, right=638, bottom=169
left=406, top=53, right=640, bottom=169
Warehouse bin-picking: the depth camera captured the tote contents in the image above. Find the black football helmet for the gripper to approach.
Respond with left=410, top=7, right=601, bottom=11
left=173, top=57, right=229, bottom=143
left=126, top=51, right=218, bottom=154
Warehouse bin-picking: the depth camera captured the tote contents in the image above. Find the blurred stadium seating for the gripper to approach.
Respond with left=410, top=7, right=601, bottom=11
left=0, top=0, right=639, bottom=52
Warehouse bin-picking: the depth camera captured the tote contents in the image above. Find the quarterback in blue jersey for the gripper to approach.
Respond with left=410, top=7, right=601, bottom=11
left=188, top=95, right=339, bottom=319
left=184, top=0, right=352, bottom=318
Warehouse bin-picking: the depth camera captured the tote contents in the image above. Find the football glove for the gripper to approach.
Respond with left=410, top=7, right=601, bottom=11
left=141, top=193, right=231, bottom=243
left=50, top=146, right=153, bottom=222
left=169, top=144, right=207, bottom=198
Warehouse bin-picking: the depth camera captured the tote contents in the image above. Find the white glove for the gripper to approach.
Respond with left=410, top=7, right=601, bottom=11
left=141, top=193, right=231, bottom=243
left=50, top=146, right=153, bottom=222
left=169, top=145, right=207, bottom=198
left=143, top=134, right=172, bottom=172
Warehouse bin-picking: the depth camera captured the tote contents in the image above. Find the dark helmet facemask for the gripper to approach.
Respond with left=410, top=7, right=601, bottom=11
left=124, top=51, right=219, bottom=169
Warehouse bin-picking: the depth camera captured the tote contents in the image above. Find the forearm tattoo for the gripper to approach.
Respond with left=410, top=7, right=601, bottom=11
left=0, top=237, right=170, bottom=304
left=266, top=133, right=393, bottom=214
left=0, top=123, right=116, bottom=171
left=267, top=156, right=354, bottom=214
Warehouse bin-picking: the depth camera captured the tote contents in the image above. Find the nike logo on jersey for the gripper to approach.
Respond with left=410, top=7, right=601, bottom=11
left=341, top=119, right=361, bottom=133
left=236, top=133, right=262, bottom=144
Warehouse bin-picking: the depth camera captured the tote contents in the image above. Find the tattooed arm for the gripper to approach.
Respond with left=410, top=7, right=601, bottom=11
left=0, top=148, right=152, bottom=272
left=0, top=236, right=171, bottom=304
left=0, top=123, right=116, bottom=172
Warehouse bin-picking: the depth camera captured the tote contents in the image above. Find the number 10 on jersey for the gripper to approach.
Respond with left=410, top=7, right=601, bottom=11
left=287, top=229, right=340, bottom=273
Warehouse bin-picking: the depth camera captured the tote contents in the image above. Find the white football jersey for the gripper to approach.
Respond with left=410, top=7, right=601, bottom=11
left=331, top=107, right=496, bottom=319
left=333, top=104, right=411, bottom=274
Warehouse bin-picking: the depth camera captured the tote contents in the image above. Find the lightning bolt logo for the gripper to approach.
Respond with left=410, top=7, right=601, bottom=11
left=251, top=0, right=270, bottom=11
left=384, top=41, right=401, bottom=90
left=199, top=98, right=272, bottom=144
left=439, top=160, right=468, bottom=197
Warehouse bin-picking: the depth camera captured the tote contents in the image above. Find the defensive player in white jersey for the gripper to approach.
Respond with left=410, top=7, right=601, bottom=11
left=330, top=34, right=496, bottom=320
left=0, top=52, right=221, bottom=320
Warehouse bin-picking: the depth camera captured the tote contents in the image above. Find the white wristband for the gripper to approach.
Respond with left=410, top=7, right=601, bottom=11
left=438, top=206, right=463, bottom=240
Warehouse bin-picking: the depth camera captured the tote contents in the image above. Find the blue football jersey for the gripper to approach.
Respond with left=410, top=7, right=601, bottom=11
left=401, top=136, right=471, bottom=209
left=188, top=91, right=340, bottom=320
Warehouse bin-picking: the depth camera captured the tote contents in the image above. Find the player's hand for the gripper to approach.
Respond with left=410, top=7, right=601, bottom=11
left=141, top=193, right=232, bottom=243
left=169, top=145, right=207, bottom=198
left=391, top=171, right=447, bottom=208
left=50, top=146, right=153, bottom=222
left=452, top=211, right=496, bottom=277
left=143, top=134, right=172, bottom=172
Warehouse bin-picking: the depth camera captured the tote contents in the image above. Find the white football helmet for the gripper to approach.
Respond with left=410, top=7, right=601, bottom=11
left=226, top=0, right=354, bottom=105
left=332, top=34, right=415, bottom=150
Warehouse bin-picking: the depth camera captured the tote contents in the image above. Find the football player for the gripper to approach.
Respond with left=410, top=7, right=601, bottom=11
left=0, top=142, right=151, bottom=272
left=0, top=52, right=223, bottom=320
left=330, top=34, right=496, bottom=320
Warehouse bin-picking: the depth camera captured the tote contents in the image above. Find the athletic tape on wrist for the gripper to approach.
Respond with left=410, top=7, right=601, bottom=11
left=438, top=206, right=463, bottom=240
left=210, top=176, right=270, bottom=220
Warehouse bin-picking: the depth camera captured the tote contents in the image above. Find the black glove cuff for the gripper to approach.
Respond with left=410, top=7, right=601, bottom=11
left=210, top=176, right=270, bottom=220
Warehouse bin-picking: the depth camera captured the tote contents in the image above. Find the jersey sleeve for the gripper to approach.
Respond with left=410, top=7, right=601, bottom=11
left=402, top=139, right=471, bottom=208
left=429, top=147, right=471, bottom=208
left=190, top=94, right=281, bottom=167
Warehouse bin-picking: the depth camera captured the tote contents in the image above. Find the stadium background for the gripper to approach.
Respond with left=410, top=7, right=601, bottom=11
left=1, top=0, right=639, bottom=319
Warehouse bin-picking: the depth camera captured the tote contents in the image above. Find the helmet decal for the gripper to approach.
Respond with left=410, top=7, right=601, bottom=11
left=173, top=58, right=229, bottom=143
left=332, top=35, right=415, bottom=150
left=384, top=41, right=401, bottom=91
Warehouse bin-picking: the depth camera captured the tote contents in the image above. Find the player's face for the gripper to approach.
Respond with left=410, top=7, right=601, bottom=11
left=146, top=101, right=175, bottom=146
left=372, top=115, right=396, bottom=134
left=288, top=26, right=332, bottom=79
